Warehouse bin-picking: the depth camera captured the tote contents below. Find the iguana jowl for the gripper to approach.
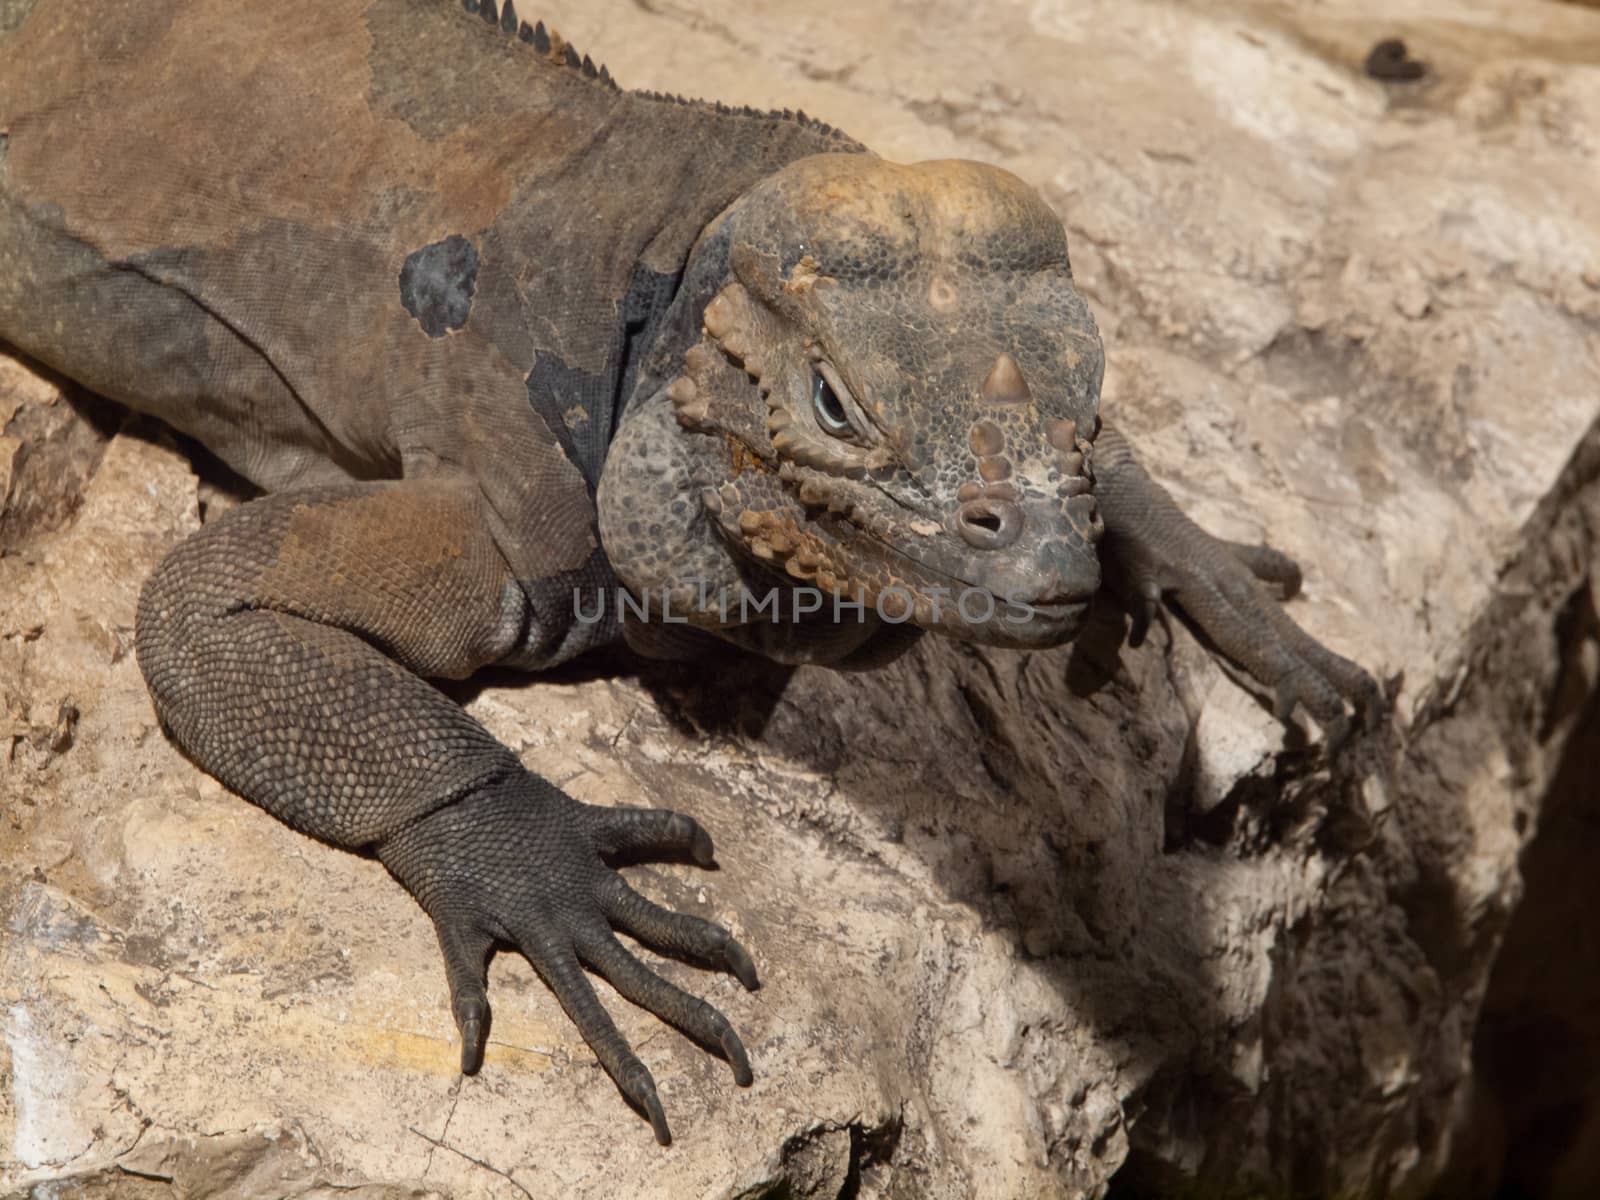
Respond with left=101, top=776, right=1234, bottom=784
left=0, top=0, right=1379, bottom=1144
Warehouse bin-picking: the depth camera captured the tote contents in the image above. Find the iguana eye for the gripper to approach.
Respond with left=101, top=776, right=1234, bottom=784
left=811, top=369, right=853, bottom=437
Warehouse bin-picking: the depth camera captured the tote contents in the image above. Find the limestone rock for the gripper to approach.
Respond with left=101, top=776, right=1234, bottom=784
left=4, top=0, right=1600, bottom=1196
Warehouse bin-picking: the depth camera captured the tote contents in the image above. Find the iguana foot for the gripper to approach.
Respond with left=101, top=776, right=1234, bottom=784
left=1094, top=424, right=1383, bottom=744
left=377, top=771, right=757, bottom=1145
left=1120, top=529, right=1382, bottom=741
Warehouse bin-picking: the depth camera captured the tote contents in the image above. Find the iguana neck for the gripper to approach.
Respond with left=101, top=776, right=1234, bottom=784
left=422, top=0, right=870, bottom=485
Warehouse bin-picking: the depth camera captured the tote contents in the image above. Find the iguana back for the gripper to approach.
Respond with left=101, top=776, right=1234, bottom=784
left=0, top=0, right=853, bottom=584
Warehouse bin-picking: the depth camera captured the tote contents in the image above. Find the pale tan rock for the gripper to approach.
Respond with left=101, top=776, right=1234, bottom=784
left=4, top=0, right=1600, bottom=1196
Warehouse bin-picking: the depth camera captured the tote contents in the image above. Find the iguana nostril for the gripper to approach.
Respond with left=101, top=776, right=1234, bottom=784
left=957, top=497, right=1023, bottom=549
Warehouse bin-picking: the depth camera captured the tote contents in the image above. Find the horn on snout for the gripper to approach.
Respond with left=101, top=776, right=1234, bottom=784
left=981, top=352, right=1032, bottom=405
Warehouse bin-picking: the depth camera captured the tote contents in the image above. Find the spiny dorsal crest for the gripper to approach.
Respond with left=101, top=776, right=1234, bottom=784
left=462, top=0, right=617, bottom=86
left=456, top=0, right=861, bottom=148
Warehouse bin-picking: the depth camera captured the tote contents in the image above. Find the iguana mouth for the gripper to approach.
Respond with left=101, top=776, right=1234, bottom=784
left=1020, top=596, right=1089, bottom=620
left=807, top=504, right=1097, bottom=645
left=719, top=483, right=1093, bottom=644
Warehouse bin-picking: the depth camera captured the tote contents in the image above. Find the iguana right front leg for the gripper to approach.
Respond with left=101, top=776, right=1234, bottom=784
left=1091, top=423, right=1383, bottom=741
left=134, top=478, right=756, bottom=1144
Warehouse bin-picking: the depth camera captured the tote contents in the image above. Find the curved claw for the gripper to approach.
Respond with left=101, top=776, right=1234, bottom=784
left=575, top=925, right=755, bottom=1097
left=721, top=1027, right=753, bottom=1087
left=722, top=935, right=760, bottom=991
left=460, top=1021, right=483, bottom=1073
left=624, top=1065, right=672, bottom=1146
left=596, top=873, right=758, bottom=989
left=1355, top=671, right=1392, bottom=726
left=1323, top=712, right=1354, bottom=754
left=455, top=996, right=488, bottom=1075
left=1225, top=539, right=1303, bottom=600
left=591, top=804, right=717, bottom=867
left=690, top=824, right=716, bottom=868
left=1272, top=681, right=1298, bottom=724
left=1127, top=583, right=1159, bottom=649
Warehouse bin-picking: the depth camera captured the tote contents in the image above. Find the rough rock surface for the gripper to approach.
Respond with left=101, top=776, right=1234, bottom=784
left=4, top=0, right=1599, bottom=1196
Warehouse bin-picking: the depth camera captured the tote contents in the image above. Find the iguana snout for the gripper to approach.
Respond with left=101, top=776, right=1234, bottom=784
left=666, top=154, right=1108, bottom=646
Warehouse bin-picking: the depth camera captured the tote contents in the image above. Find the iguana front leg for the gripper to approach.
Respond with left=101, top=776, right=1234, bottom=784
left=1092, top=421, right=1382, bottom=738
left=135, top=478, right=755, bottom=1144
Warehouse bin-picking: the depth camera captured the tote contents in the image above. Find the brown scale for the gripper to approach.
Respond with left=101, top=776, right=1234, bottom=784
left=956, top=367, right=1097, bottom=524
left=727, top=504, right=939, bottom=626
left=968, top=420, right=1005, bottom=457
left=665, top=374, right=706, bottom=426
left=733, top=508, right=853, bottom=596
left=1046, top=416, right=1094, bottom=499
left=666, top=292, right=781, bottom=470
left=977, top=456, right=1011, bottom=482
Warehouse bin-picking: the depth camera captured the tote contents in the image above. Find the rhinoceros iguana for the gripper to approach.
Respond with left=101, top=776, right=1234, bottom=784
left=0, top=0, right=1378, bottom=1144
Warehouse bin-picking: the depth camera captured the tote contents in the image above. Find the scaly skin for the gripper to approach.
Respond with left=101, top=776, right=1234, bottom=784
left=0, top=0, right=1380, bottom=1143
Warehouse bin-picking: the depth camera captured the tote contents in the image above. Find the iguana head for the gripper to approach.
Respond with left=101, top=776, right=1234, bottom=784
left=658, top=155, right=1104, bottom=648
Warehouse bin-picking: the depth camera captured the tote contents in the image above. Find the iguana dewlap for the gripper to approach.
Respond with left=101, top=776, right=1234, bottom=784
left=0, top=0, right=1379, bottom=1144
